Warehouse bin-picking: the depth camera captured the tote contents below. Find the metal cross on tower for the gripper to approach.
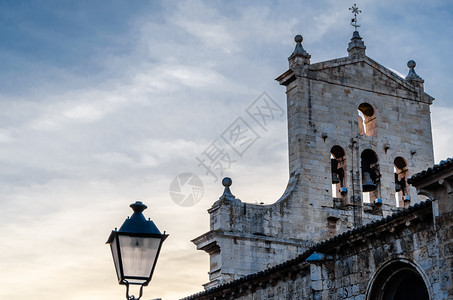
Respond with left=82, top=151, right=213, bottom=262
left=349, top=4, right=362, bottom=31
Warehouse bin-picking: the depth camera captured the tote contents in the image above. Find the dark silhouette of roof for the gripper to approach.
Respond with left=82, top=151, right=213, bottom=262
left=408, top=158, right=453, bottom=185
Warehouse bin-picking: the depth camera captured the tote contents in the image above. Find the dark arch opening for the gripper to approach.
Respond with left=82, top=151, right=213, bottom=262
left=394, top=157, right=407, bottom=170
left=331, top=145, right=345, bottom=159
left=358, top=103, right=375, bottom=117
left=369, top=261, right=429, bottom=300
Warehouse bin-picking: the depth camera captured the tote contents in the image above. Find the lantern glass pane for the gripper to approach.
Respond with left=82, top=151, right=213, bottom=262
left=118, top=235, right=161, bottom=283
left=110, top=237, right=121, bottom=281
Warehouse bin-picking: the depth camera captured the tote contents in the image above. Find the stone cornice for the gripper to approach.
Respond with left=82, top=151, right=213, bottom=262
left=275, top=56, right=434, bottom=104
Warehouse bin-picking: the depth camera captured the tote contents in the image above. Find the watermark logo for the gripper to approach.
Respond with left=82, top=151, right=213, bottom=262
left=221, top=117, right=260, bottom=157
left=246, top=92, right=284, bottom=131
left=170, top=92, right=284, bottom=207
left=169, top=173, right=204, bottom=207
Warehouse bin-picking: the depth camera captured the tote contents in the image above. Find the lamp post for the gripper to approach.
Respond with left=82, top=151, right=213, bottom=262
left=106, top=201, right=168, bottom=300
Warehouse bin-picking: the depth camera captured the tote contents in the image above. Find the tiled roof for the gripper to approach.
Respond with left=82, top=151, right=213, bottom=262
left=408, top=158, right=453, bottom=185
left=182, top=200, right=432, bottom=300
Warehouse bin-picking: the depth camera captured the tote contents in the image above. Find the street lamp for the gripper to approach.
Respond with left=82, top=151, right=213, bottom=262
left=107, top=201, right=168, bottom=300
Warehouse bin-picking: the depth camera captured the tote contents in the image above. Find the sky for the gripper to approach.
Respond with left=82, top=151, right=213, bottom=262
left=0, top=0, right=452, bottom=299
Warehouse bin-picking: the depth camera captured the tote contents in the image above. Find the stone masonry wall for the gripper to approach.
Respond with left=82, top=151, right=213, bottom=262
left=435, top=210, right=453, bottom=297
left=198, top=204, right=445, bottom=300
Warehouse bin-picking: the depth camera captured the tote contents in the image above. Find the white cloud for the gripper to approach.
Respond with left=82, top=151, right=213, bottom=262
left=0, top=128, right=14, bottom=143
left=63, top=103, right=106, bottom=122
left=169, top=1, right=240, bottom=53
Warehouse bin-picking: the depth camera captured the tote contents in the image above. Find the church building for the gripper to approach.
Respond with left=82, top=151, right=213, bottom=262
left=183, top=7, right=452, bottom=300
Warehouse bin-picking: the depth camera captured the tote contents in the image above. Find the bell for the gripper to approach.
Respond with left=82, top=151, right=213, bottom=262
left=395, top=173, right=401, bottom=192
left=399, top=177, right=407, bottom=196
left=362, top=171, right=377, bottom=192
left=337, top=167, right=345, bottom=187
left=331, top=159, right=340, bottom=184
left=332, top=173, right=340, bottom=184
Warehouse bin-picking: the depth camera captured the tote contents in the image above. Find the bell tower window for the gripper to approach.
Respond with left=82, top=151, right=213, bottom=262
left=358, top=103, right=377, bottom=137
left=331, top=146, right=346, bottom=198
left=361, top=149, right=380, bottom=203
left=394, top=157, right=409, bottom=207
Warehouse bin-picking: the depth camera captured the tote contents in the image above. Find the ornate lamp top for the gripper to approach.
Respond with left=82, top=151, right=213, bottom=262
left=349, top=4, right=362, bottom=32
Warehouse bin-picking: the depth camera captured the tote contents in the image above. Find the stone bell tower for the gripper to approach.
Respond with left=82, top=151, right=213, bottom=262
left=192, top=16, right=435, bottom=289
left=279, top=29, right=434, bottom=223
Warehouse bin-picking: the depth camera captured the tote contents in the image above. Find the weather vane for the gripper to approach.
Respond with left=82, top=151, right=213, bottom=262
left=349, top=4, right=362, bottom=31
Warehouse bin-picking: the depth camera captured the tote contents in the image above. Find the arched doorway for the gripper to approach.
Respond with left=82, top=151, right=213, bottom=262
left=368, top=260, right=430, bottom=300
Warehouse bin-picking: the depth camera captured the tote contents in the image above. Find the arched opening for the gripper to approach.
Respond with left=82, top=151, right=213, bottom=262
left=361, top=149, right=380, bottom=203
left=331, top=146, right=346, bottom=198
left=394, top=157, right=409, bottom=207
left=358, top=103, right=377, bottom=137
left=368, top=261, right=430, bottom=300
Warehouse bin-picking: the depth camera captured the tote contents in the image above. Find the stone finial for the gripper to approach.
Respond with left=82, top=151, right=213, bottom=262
left=347, top=31, right=366, bottom=59
left=288, top=34, right=311, bottom=67
left=405, top=60, right=424, bottom=83
left=220, top=177, right=235, bottom=200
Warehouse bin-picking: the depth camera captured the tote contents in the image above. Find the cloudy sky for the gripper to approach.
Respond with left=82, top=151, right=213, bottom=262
left=0, top=1, right=452, bottom=299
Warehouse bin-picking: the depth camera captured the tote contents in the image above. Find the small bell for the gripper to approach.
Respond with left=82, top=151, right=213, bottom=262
left=337, top=167, right=345, bottom=187
left=331, top=158, right=340, bottom=184
left=395, top=173, right=401, bottom=192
